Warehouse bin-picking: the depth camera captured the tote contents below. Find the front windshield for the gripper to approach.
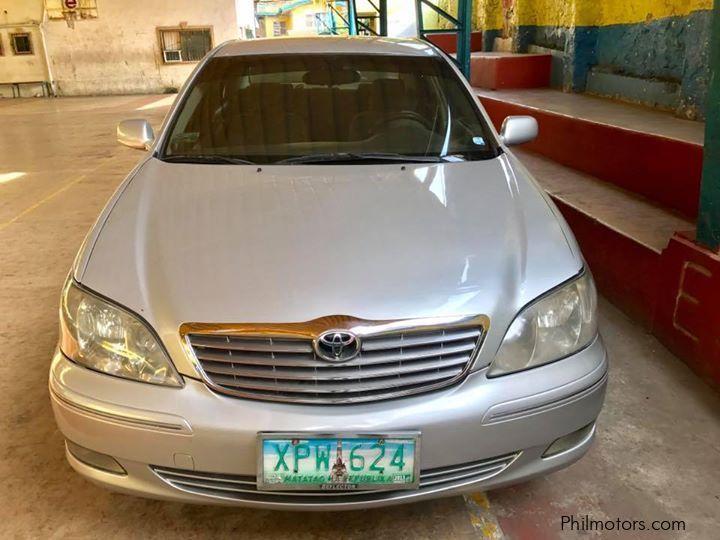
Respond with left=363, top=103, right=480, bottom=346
left=161, top=53, right=498, bottom=164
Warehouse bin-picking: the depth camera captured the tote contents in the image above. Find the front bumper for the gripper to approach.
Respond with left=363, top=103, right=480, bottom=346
left=49, top=337, right=608, bottom=510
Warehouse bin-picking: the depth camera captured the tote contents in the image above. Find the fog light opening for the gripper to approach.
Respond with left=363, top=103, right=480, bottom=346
left=542, top=422, right=595, bottom=458
left=66, top=440, right=127, bottom=475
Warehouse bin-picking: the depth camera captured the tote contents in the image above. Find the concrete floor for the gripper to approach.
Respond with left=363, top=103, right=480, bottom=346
left=0, top=96, right=718, bottom=539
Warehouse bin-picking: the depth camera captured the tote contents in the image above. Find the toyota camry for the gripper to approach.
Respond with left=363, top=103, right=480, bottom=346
left=49, top=36, right=608, bottom=510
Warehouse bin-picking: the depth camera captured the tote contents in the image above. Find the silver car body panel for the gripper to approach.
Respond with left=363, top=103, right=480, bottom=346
left=76, top=156, right=581, bottom=378
left=215, top=36, right=442, bottom=58
left=51, top=336, right=606, bottom=508
left=54, top=36, right=605, bottom=509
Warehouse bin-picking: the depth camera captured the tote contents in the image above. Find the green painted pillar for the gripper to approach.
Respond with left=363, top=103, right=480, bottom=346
left=379, top=0, right=388, bottom=36
left=329, top=8, right=337, bottom=34
left=347, top=0, right=358, bottom=35
left=457, top=0, right=473, bottom=78
left=697, top=0, right=720, bottom=250
left=414, top=0, right=424, bottom=37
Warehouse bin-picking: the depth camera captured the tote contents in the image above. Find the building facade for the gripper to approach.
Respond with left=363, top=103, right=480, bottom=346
left=254, top=0, right=416, bottom=38
left=255, top=0, right=347, bottom=38
left=0, top=0, right=243, bottom=97
left=0, top=1, right=52, bottom=96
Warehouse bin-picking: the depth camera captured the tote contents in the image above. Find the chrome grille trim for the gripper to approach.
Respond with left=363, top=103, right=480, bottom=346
left=151, top=452, right=518, bottom=503
left=183, top=315, right=487, bottom=404
left=200, top=355, right=470, bottom=381
left=189, top=336, right=314, bottom=354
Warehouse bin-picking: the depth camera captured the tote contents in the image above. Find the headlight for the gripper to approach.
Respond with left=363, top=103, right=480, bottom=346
left=489, top=272, right=597, bottom=377
left=59, top=279, right=182, bottom=387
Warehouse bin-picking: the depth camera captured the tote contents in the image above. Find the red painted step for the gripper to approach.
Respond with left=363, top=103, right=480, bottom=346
left=514, top=149, right=690, bottom=326
left=492, top=91, right=716, bottom=387
left=470, top=52, right=551, bottom=90
left=513, top=149, right=718, bottom=389
left=478, top=89, right=704, bottom=219
left=426, top=31, right=483, bottom=54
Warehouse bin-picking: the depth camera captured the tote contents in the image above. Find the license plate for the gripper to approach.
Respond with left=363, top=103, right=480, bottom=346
left=257, top=432, right=420, bottom=491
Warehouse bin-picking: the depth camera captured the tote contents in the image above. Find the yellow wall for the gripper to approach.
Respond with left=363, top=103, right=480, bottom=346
left=421, top=0, right=480, bottom=30
left=512, top=0, right=577, bottom=28
left=589, top=0, right=711, bottom=27
left=262, top=15, right=290, bottom=36
left=477, top=0, right=713, bottom=31
left=477, top=0, right=503, bottom=31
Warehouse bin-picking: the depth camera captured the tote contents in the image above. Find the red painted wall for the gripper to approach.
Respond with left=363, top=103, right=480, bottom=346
left=470, top=55, right=551, bottom=90
left=554, top=202, right=719, bottom=388
left=654, top=233, right=720, bottom=387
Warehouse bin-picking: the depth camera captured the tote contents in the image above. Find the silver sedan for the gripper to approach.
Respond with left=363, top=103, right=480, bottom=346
left=50, top=36, right=607, bottom=510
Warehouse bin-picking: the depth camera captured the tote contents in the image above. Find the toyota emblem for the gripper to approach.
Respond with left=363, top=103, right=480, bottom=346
left=315, top=330, right=360, bottom=362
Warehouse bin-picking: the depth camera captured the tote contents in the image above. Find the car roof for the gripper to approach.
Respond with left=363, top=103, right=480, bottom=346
left=215, top=36, right=441, bottom=58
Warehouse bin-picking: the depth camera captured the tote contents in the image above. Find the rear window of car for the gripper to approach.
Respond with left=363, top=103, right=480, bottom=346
left=161, top=53, right=498, bottom=164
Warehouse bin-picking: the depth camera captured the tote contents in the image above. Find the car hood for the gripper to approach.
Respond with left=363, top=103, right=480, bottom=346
left=79, top=155, right=581, bottom=374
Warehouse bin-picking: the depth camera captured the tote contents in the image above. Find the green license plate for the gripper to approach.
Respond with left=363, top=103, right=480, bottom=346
left=257, top=432, right=421, bottom=491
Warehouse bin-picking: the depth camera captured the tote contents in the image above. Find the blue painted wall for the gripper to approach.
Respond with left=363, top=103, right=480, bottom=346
left=594, top=10, right=713, bottom=118
left=501, top=3, right=715, bottom=119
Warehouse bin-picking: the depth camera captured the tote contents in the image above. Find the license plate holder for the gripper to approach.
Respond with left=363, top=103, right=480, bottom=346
left=257, top=432, right=421, bottom=491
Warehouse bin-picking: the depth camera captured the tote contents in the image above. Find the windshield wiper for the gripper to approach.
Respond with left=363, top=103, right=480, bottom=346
left=276, top=152, right=451, bottom=165
left=161, top=154, right=256, bottom=165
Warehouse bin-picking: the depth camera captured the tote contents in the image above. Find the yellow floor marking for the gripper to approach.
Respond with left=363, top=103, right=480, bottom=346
left=464, top=492, right=505, bottom=539
left=469, top=491, right=492, bottom=511
left=0, top=157, right=117, bottom=234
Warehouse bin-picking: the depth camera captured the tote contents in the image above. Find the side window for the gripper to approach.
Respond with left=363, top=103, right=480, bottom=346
left=167, top=84, right=206, bottom=153
left=159, top=28, right=212, bottom=63
left=11, top=33, right=33, bottom=55
left=273, top=21, right=287, bottom=37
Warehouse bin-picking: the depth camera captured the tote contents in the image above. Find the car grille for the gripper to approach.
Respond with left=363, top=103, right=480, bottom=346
left=186, top=319, right=485, bottom=404
left=151, top=453, right=518, bottom=505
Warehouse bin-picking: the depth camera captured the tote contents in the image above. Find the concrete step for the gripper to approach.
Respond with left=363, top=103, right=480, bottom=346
left=515, top=148, right=695, bottom=329
left=478, top=88, right=704, bottom=143
left=502, top=95, right=719, bottom=389
left=477, top=88, right=704, bottom=219
left=470, top=52, right=551, bottom=90
left=516, top=149, right=694, bottom=254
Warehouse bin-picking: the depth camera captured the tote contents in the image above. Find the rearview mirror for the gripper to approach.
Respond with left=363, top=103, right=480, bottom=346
left=302, top=68, right=360, bottom=86
left=499, top=116, right=538, bottom=146
left=117, top=119, right=154, bottom=150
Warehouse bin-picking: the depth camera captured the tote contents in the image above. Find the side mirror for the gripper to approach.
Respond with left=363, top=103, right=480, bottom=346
left=117, top=119, right=154, bottom=150
left=499, top=116, right=538, bottom=146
